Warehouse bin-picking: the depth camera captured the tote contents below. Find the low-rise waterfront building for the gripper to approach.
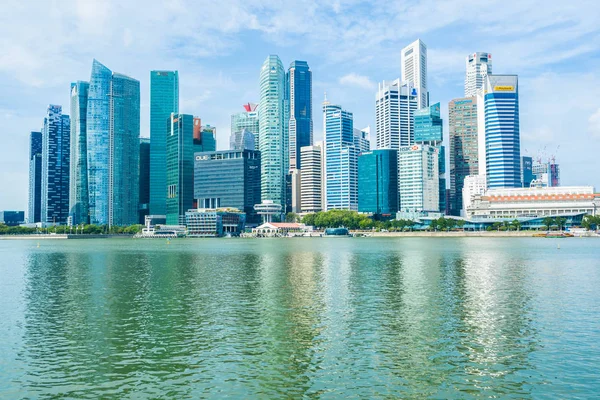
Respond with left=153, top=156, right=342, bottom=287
left=254, top=200, right=283, bottom=223
left=465, top=186, right=600, bottom=219
left=185, top=208, right=246, bottom=237
left=252, top=222, right=308, bottom=237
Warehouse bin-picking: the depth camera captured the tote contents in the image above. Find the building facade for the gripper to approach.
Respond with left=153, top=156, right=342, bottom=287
left=139, top=137, right=150, bottom=224
left=414, top=102, right=446, bottom=213
left=324, top=102, right=358, bottom=211
left=194, top=149, right=261, bottom=223
left=375, top=79, right=418, bottom=149
left=150, top=70, right=179, bottom=216
left=259, top=55, right=287, bottom=207
left=28, top=131, right=43, bottom=223
left=398, top=144, right=439, bottom=213
left=449, top=97, right=479, bottom=215
left=466, top=186, right=600, bottom=219
left=287, top=61, right=313, bottom=170
left=69, top=80, right=90, bottom=225
left=461, top=174, right=487, bottom=216
left=465, top=52, right=492, bottom=97
left=300, top=143, right=323, bottom=213
left=521, top=156, right=534, bottom=188
left=483, top=75, right=521, bottom=189
left=41, top=105, right=70, bottom=224
left=358, top=149, right=398, bottom=215
left=231, top=103, right=259, bottom=151
left=401, top=39, right=428, bottom=109
left=0, top=211, right=25, bottom=226
left=532, top=160, right=560, bottom=187
left=86, top=60, right=140, bottom=226
left=185, top=209, right=246, bottom=237
left=229, top=128, right=256, bottom=151
left=166, top=114, right=202, bottom=225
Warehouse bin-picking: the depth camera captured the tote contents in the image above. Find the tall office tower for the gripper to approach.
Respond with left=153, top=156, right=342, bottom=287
left=69, top=80, right=90, bottom=225
left=259, top=55, right=287, bottom=206
left=358, top=149, right=398, bottom=215
left=414, top=102, right=446, bottom=213
left=41, top=105, right=70, bottom=224
left=398, top=144, right=439, bottom=213
left=230, top=128, right=256, bottom=151
left=483, top=75, right=521, bottom=188
left=194, top=149, right=262, bottom=223
left=166, top=114, right=203, bottom=225
left=139, top=137, right=150, bottom=224
left=287, top=61, right=312, bottom=170
left=465, top=52, right=492, bottom=97
left=231, top=103, right=259, bottom=150
left=323, top=100, right=358, bottom=211
left=300, top=143, right=323, bottom=213
left=532, top=160, right=560, bottom=187
left=375, top=79, right=419, bottom=149
left=449, top=97, right=479, bottom=215
left=87, top=59, right=140, bottom=226
left=521, top=156, right=533, bottom=188
left=150, top=70, right=179, bottom=216
left=401, top=39, right=428, bottom=109
left=28, top=131, right=43, bottom=223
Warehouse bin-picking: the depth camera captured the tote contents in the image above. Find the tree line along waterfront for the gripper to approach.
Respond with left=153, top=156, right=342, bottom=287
left=2, top=214, right=599, bottom=236
left=0, top=224, right=143, bottom=236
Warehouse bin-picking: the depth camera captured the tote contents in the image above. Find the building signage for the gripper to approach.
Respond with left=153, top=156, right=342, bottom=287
left=494, top=86, right=514, bottom=92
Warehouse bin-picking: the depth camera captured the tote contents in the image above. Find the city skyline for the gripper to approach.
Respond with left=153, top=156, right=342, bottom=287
left=1, top=1, right=600, bottom=211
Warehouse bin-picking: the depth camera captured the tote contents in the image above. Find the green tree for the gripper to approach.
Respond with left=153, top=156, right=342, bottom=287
left=456, top=219, right=466, bottom=230
left=511, top=219, right=521, bottom=231
left=302, top=213, right=317, bottom=227
left=542, top=217, right=554, bottom=231
left=285, top=212, right=299, bottom=223
left=555, top=216, right=567, bottom=231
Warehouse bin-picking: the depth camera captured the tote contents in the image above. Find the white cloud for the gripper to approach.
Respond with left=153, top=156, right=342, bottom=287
left=339, top=73, right=375, bottom=90
left=589, top=108, right=600, bottom=139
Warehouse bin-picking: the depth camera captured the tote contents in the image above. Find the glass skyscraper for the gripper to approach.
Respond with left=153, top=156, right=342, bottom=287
left=150, top=70, right=179, bottom=216
left=448, top=97, right=479, bottom=215
left=69, top=80, right=90, bottom=225
left=358, top=149, right=398, bottom=215
left=139, top=137, right=150, bottom=223
left=484, top=75, right=521, bottom=189
left=259, top=55, right=286, bottom=207
left=414, top=102, right=446, bottom=213
left=41, top=105, right=70, bottom=224
left=166, top=114, right=203, bottom=225
left=287, top=61, right=312, bottom=170
left=86, top=59, right=140, bottom=226
left=28, top=131, right=42, bottom=223
left=324, top=101, right=358, bottom=211
left=231, top=103, right=259, bottom=151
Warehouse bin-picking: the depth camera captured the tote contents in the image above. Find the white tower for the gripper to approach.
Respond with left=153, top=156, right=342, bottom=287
left=401, top=39, right=428, bottom=109
left=465, top=52, right=492, bottom=97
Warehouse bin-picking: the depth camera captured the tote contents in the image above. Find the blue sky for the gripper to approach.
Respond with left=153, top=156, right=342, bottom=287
left=1, top=0, right=599, bottom=211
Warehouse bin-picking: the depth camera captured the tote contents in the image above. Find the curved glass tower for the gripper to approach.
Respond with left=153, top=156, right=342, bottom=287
left=86, top=59, right=140, bottom=226
left=258, top=55, right=286, bottom=206
left=87, top=60, right=112, bottom=225
left=69, top=81, right=90, bottom=225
